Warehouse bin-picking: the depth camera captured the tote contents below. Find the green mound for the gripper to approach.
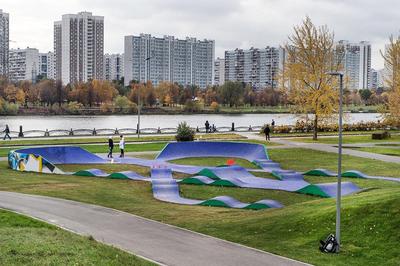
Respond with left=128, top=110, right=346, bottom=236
left=296, top=185, right=329, bottom=198
left=73, top=170, right=97, bottom=177
left=179, top=178, right=207, bottom=185
left=244, top=203, right=270, bottom=210
left=199, top=199, right=230, bottom=208
left=211, top=180, right=238, bottom=187
left=108, top=173, right=130, bottom=179
left=196, top=169, right=220, bottom=180
left=304, top=169, right=334, bottom=177
left=342, top=171, right=366, bottom=178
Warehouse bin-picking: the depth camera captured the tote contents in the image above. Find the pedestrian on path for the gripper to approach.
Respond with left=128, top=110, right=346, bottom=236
left=271, top=119, right=275, bottom=131
left=119, top=135, right=125, bottom=158
left=263, top=124, right=271, bottom=141
left=107, top=136, right=114, bottom=158
left=3, top=125, right=11, bottom=140
left=205, top=120, right=210, bottom=133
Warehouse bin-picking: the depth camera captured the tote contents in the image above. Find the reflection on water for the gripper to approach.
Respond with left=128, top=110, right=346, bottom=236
left=0, top=113, right=381, bottom=131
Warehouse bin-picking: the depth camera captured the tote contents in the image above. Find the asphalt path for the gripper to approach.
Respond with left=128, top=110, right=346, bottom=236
left=0, top=191, right=309, bottom=266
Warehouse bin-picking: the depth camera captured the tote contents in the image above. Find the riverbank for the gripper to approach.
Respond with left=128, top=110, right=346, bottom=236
left=8, top=104, right=381, bottom=116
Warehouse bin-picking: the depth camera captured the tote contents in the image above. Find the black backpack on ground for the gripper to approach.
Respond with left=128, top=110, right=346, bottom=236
left=319, top=234, right=339, bottom=253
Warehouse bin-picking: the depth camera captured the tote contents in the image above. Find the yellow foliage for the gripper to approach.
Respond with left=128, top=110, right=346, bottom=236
left=381, top=36, right=400, bottom=126
left=281, top=17, right=342, bottom=139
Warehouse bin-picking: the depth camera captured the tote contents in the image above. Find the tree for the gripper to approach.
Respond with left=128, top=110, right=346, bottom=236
left=359, top=89, right=372, bottom=104
left=381, top=35, right=400, bottom=126
left=55, top=80, right=67, bottom=106
left=218, top=81, right=244, bottom=107
left=38, top=80, right=56, bottom=106
left=282, top=17, right=341, bottom=140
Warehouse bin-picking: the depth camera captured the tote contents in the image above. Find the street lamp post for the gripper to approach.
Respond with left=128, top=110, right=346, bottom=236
left=137, top=55, right=153, bottom=139
left=328, top=71, right=344, bottom=252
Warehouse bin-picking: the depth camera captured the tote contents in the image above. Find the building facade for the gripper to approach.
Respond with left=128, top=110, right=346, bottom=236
left=224, top=47, right=283, bottom=89
left=214, top=57, right=225, bottom=86
left=38, top=52, right=56, bottom=79
left=104, top=53, right=124, bottom=81
left=336, top=40, right=371, bottom=90
left=0, top=10, right=9, bottom=76
left=54, top=12, right=104, bottom=84
left=9, top=48, right=39, bottom=82
left=124, top=34, right=214, bottom=88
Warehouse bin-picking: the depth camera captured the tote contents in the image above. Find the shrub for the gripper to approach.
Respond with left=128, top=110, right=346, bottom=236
left=113, top=96, right=137, bottom=114
left=184, top=100, right=202, bottom=112
left=0, top=98, right=19, bottom=115
left=175, top=121, right=195, bottom=142
left=64, top=101, right=84, bottom=115
left=100, top=102, right=114, bottom=114
left=210, top=101, right=220, bottom=112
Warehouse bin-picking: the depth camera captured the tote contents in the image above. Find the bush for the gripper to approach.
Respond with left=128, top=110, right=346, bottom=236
left=113, top=96, right=137, bottom=114
left=0, top=98, right=19, bottom=115
left=175, top=122, right=195, bottom=142
left=210, top=101, right=220, bottom=112
left=184, top=100, right=202, bottom=112
left=64, top=101, right=84, bottom=115
left=100, top=102, right=114, bottom=114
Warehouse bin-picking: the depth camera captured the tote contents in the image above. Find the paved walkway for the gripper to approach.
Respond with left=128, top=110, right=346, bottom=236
left=0, top=192, right=308, bottom=266
left=238, top=132, right=400, bottom=164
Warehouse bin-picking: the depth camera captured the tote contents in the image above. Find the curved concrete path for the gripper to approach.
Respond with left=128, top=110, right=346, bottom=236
left=0, top=191, right=308, bottom=266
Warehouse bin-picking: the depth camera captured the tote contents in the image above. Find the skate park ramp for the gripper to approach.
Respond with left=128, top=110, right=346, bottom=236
left=150, top=168, right=283, bottom=210
left=156, top=142, right=269, bottom=162
left=16, top=146, right=106, bottom=165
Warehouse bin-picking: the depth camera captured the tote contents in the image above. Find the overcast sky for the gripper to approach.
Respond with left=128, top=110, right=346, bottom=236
left=2, top=0, right=399, bottom=69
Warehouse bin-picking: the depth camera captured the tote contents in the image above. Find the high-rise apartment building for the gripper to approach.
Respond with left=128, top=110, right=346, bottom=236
left=224, top=47, right=283, bottom=89
left=54, top=12, right=104, bottom=84
left=336, top=40, right=371, bottom=90
left=9, top=48, right=39, bottom=82
left=214, top=57, right=225, bottom=86
left=104, top=53, right=124, bottom=81
left=38, top=52, right=56, bottom=79
left=0, top=10, right=9, bottom=76
left=124, top=34, right=214, bottom=88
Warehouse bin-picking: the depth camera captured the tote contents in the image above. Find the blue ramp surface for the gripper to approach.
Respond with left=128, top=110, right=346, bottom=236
left=16, top=146, right=106, bottom=165
left=156, top=142, right=269, bottom=162
left=150, top=168, right=283, bottom=210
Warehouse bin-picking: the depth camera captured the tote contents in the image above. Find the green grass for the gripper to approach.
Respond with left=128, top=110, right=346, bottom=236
left=1, top=146, right=399, bottom=265
left=352, top=147, right=400, bottom=157
left=288, top=134, right=400, bottom=144
left=0, top=209, right=154, bottom=265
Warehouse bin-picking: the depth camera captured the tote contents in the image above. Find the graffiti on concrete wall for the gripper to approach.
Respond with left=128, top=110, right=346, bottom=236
left=8, top=151, right=64, bottom=174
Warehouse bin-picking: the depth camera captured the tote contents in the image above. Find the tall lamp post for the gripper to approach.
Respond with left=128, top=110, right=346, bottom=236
left=328, top=71, right=344, bottom=252
left=137, top=55, right=153, bottom=138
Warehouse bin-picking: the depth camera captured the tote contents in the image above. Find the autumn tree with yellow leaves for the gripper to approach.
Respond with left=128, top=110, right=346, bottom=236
left=381, top=36, right=400, bottom=126
left=282, top=17, right=342, bottom=140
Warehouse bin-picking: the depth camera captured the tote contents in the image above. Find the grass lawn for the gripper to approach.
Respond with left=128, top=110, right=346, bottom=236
left=287, top=134, right=400, bottom=144
left=0, top=146, right=399, bottom=265
left=0, top=210, right=154, bottom=265
left=352, top=147, right=400, bottom=157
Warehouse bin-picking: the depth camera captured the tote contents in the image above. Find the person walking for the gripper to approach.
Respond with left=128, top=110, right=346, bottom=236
left=119, top=135, right=125, bottom=158
left=107, top=137, right=114, bottom=158
left=205, top=120, right=210, bottom=133
left=271, top=119, right=275, bottom=133
left=3, top=125, right=11, bottom=140
left=263, top=124, right=271, bottom=141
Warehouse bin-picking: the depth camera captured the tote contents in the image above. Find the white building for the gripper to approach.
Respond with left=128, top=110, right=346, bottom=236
left=225, top=46, right=283, bottom=89
left=38, top=52, right=56, bottom=79
left=124, top=34, right=214, bottom=88
left=9, top=48, right=39, bottom=82
left=54, top=11, right=104, bottom=84
left=336, top=40, right=371, bottom=90
left=0, top=10, right=9, bottom=76
left=214, top=57, right=225, bottom=86
left=104, top=53, right=124, bottom=81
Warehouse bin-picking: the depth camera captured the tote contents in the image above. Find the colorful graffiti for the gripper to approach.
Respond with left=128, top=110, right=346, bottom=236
left=8, top=150, right=64, bottom=174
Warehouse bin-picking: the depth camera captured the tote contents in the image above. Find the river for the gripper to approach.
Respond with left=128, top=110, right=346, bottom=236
left=0, top=113, right=382, bottom=131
